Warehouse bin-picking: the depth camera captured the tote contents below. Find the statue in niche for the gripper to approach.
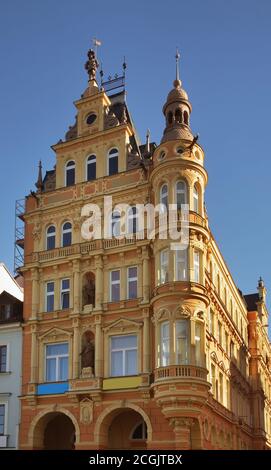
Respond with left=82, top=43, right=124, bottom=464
left=80, top=335, right=95, bottom=370
left=82, top=276, right=95, bottom=307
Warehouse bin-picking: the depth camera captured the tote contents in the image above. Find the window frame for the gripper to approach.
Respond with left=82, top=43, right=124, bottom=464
left=160, top=249, right=169, bottom=284
left=0, top=402, right=7, bottom=436
left=45, top=281, right=55, bottom=313
left=110, top=269, right=121, bottom=302
left=46, top=225, right=56, bottom=250
left=45, top=342, right=69, bottom=383
left=175, top=319, right=189, bottom=365
left=193, top=184, right=199, bottom=213
left=65, top=160, right=75, bottom=187
left=60, top=278, right=70, bottom=310
left=108, top=148, right=119, bottom=176
left=193, top=250, right=200, bottom=283
left=127, top=266, right=138, bottom=300
left=0, top=344, right=8, bottom=373
left=160, top=184, right=168, bottom=212
left=86, top=154, right=96, bottom=181
left=160, top=321, right=170, bottom=366
left=61, top=222, right=72, bottom=247
left=175, top=248, right=188, bottom=281
left=110, top=334, right=138, bottom=377
left=175, top=180, right=187, bottom=210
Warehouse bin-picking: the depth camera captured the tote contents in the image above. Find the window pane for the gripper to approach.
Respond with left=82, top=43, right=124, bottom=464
left=47, top=343, right=68, bottom=356
left=125, top=349, right=137, bottom=375
left=128, top=267, right=137, bottom=278
left=0, top=346, right=7, bottom=372
left=176, top=320, right=188, bottom=364
left=47, top=282, right=54, bottom=293
left=59, top=357, right=68, bottom=381
left=62, top=279, right=70, bottom=290
left=111, top=350, right=122, bottom=376
left=111, top=270, right=120, bottom=282
left=0, top=405, right=5, bottom=434
left=61, top=292, right=70, bottom=309
left=176, top=249, right=188, bottom=281
left=47, top=235, right=55, bottom=250
left=87, top=156, right=96, bottom=181
left=62, top=231, right=72, bottom=247
left=161, top=322, right=170, bottom=366
left=128, top=280, right=137, bottom=299
left=111, top=283, right=120, bottom=302
left=109, top=156, right=118, bottom=175
left=46, top=358, right=56, bottom=381
left=111, top=335, right=137, bottom=349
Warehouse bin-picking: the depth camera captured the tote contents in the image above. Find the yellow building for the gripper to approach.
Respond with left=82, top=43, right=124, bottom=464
left=19, top=47, right=271, bottom=450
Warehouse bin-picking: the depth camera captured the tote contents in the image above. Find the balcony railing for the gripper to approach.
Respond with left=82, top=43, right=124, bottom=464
left=154, top=364, right=208, bottom=381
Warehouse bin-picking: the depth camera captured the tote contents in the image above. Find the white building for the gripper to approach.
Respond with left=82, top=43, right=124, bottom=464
left=0, top=263, right=23, bottom=449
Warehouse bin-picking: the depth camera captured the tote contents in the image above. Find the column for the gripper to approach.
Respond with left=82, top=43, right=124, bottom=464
left=38, top=268, right=43, bottom=313
left=143, top=309, right=150, bottom=373
left=31, top=268, right=39, bottom=320
left=73, top=260, right=80, bottom=314
left=30, top=324, right=37, bottom=383
left=72, top=319, right=80, bottom=379
left=95, top=317, right=103, bottom=377
left=171, top=418, right=192, bottom=450
left=95, top=255, right=103, bottom=310
left=120, top=253, right=125, bottom=301
left=142, top=247, right=150, bottom=303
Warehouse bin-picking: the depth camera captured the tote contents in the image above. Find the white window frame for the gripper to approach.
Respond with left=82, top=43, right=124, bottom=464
left=61, top=222, right=72, bottom=247
left=127, top=266, right=138, bottom=299
left=107, top=148, right=119, bottom=176
left=175, top=249, right=188, bottom=281
left=160, top=321, right=170, bottom=366
left=45, top=281, right=54, bottom=312
left=110, top=334, right=138, bottom=376
left=86, top=154, right=96, bottom=181
left=65, top=160, right=75, bottom=187
left=110, top=270, right=120, bottom=302
left=45, top=342, right=69, bottom=382
left=60, top=279, right=70, bottom=310
left=46, top=225, right=56, bottom=250
left=111, top=211, right=121, bottom=237
left=193, top=250, right=200, bottom=283
left=160, top=184, right=168, bottom=213
left=176, top=180, right=187, bottom=209
left=0, top=343, right=9, bottom=373
left=175, top=320, right=189, bottom=365
left=195, top=323, right=201, bottom=366
left=0, top=402, right=8, bottom=436
left=160, top=249, right=169, bottom=284
left=193, top=184, right=199, bottom=213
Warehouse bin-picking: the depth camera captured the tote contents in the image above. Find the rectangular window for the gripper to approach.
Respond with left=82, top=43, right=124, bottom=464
left=0, top=404, right=5, bottom=435
left=110, top=335, right=137, bottom=376
left=194, top=251, right=200, bottom=283
left=0, top=346, right=7, bottom=373
left=211, top=363, right=216, bottom=395
left=230, top=341, right=235, bottom=358
left=209, top=310, right=214, bottom=335
left=219, top=373, right=224, bottom=404
left=127, top=266, right=138, bottom=299
left=195, top=323, right=201, bottom=366
left=46, top=282, right=54, bottom=312
left=45, top=343, right=68, bottom=382
left=110, top=270, right=120, bottom=302
left=225, top=331, right=229, bottom=355
left=61, top=279, right=70, bottom=309
left=160, top=249, right=169, bottom=284
left=176, top=320, right=188, bottom=365
left=160, top=322, right=170, bottom=366
left=175, top=249, right=188, bottom=281
left=218, top=321, right=222, bottom=345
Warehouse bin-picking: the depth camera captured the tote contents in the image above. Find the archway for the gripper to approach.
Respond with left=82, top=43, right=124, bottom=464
left=96, top=406, right=151, bottom=450
left=32, top=412, right=76, bottom=449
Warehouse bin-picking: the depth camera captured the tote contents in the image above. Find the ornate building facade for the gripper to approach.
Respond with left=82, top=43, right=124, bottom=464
left=18, top=48, right=271, bottom=450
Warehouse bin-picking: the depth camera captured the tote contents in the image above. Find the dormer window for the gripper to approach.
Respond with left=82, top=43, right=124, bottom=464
left=86, top=113, right=97, bottom=125
left=65, top=161, right=75, bottom=187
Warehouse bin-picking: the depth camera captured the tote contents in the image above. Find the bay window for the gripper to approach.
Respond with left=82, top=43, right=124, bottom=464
left=160, top=184, right=168, bottom=212
left=176, top=180, right=187, bottom=210
left=160, top=249, right=169, bottom=284
left=175, top=249, right=188, bottom=281
left=195, top=323, right=202, bottom=366
left=176, top=320, right=188, bottom=364
left=160, top=322, right=170, bottom=366
left=193, top=184, right=199, bottom=213
left=193, top=250, right=200, bottom=283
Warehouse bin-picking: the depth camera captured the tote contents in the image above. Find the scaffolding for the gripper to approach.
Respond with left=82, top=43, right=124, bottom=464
left=14, top=198, right=25, bottom=274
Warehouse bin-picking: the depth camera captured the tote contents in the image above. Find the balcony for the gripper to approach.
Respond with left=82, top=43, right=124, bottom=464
left=0, top=307, right=23, bottom=324
left=154, top=364, right=208, bottom=382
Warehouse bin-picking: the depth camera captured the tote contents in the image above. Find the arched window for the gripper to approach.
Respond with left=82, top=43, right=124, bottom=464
left=111, top=211, right=121, bottom=237
left=131, top=421, right=147, bottom=440
left=168, top=111, right=173, bottom=125
left=46, top=225, right=56, bottom=250
left=65, top=160, right=75, bottom=187
left=175, top=108, right=182, bottom=123
left=193, top=184, right=199, bottom=213
left=62, top=222, right=72, bottom=247
left=86, top=155, right=96, bottom=181
left=127, top=206, right=138, bottom=234
left=176, top=180, right=187, bottom=210
left=108, top=148, right=118, bottom=176
left=160, top=184, right=168, bottom=212
left=184, top=110, right=189, bottom=125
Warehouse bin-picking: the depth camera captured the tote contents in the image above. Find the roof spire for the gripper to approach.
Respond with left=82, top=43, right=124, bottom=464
left=35, top=160, right=43, bottom=193
left=175, top=47, right=180, bottom=82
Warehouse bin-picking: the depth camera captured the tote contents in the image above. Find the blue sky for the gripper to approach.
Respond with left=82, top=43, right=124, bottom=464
left=0, top=0, right=271, bottom=305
